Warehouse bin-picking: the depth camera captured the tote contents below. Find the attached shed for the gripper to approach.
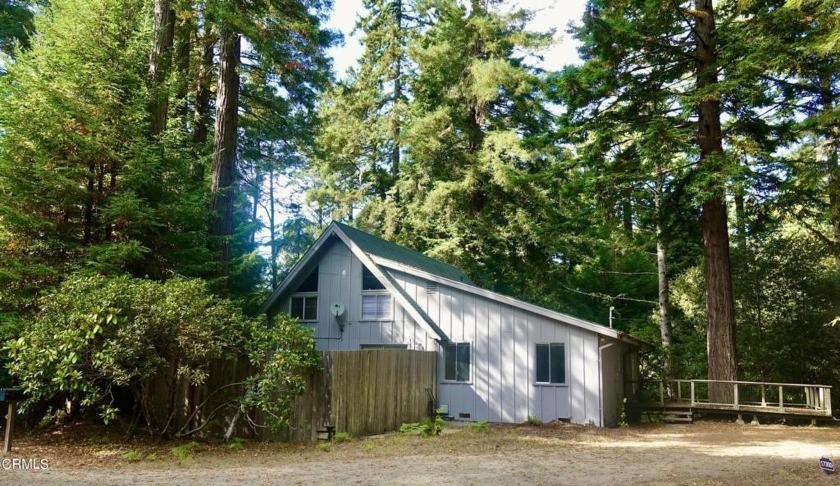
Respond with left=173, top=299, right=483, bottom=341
left=261, top=222, right=644, bottom=427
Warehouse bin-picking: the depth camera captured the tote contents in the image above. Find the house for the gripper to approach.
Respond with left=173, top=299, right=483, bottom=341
left=260, top=222, right=644, bottom=427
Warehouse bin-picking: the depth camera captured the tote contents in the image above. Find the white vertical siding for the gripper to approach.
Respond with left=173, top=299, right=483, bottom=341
left=276, top=239, right=439, bottom=353
left=390, top=270, right=605, bottom=426
left=276, top=243, right=620, bottom=427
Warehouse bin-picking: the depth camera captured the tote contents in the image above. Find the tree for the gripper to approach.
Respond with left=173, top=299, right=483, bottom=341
left=0, top=0, right=34, bottom=59
left=557, top=0, right=749, bottom=397
left=310, top=0, right=417, bottom=233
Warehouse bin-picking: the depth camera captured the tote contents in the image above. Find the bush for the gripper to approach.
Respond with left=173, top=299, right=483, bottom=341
left=470, top=420, right=490, bottom=432
left=399, top=415, right=445, bottom=436
left=6, top=274, right=321, bottom=438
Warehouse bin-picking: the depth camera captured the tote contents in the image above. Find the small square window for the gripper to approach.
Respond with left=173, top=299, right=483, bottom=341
left=290, top=295, right=317, bottom=321
left=361, top=294, right=391, bottom=320
left=444, top=342, right=470, bottom=382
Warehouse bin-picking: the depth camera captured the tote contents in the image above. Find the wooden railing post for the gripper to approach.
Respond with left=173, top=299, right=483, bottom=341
left=733, top=383, right=739, bottom=408
left=690, top=381, right=695, bottom=407
left=826, top=388, right=832, bottom=416
left=659, top=380, right=665, bottom=407
left=761, top=385, right=766, bottom=407
left=778, top=385, right=784, bottom=411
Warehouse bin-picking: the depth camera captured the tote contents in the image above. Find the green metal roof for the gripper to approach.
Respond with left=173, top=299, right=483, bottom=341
left=335, top=222, right=473, bottom=284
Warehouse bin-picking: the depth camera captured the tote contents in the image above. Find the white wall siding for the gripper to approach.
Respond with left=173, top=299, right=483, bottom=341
left=391, top=270, right=604, bottom=426
left=278, top=239, right=439, bottom=353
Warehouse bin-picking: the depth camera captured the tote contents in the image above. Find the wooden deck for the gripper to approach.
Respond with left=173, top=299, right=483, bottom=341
left=630, top=379, right=834, bottom=420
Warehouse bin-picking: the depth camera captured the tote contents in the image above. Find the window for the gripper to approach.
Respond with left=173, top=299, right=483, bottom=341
left=362, top=267, right=386, bottom=290
left=290, top=267, right=318, bottom=321
left=443, top=342, right=470, bottom=382
left=290, top=295, right=317, bottom=321
left=536, top=343, right=565, bottom=384
left=361, top=294, right=391, bottom=320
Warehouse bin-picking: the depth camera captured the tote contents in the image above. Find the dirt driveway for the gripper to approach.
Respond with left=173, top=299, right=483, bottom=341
left=4, top=421, right=840, bottom=485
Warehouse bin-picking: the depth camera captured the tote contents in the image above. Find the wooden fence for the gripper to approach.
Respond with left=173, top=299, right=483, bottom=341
left=284, top=350, right=438, bottom=441
left=150, top=349, right=437, bottom=442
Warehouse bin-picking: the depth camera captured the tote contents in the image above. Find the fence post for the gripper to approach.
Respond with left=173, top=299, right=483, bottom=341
left=690, top=381, right=695, bottom=407
left=761, top=385, right=766, bottom=407
left=733, top=383, right=739, bottom=408
left=659, top=380, right=665, bottom=407
left=825, top=388, right=832, bottom=416
left=778, top=385, right=784, bottom=411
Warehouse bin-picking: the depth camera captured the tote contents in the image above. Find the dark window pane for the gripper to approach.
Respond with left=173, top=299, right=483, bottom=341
left=536, top=344, right=549, bottom=382
left=456, top=343, right=470, bottom=382
left=444, top=343, right=456, bottom=381
left=550, top=343, right=565, bottom=384
left=303, top=296, right=318, bottom=320
left=296, top=266, right=319, bottom=292
left=362, top=267, right=386, bottom=290
left=290, top=297, right=304, bottom=319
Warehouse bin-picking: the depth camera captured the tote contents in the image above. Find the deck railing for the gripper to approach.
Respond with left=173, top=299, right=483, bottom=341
left=634, top=379, right=833, bottom=417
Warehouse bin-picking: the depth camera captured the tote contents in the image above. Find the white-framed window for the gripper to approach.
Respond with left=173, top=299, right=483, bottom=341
left=290, top=294, right=318, bottom=321
left=443, top=342, right=470, bottom=382
left=361, top=294, right=391, bottom=320
left=289, top=266, right=318, bottom=321
left=536, top=343, right=565, bottom=384
left=361, top=266, right=390, bottom=320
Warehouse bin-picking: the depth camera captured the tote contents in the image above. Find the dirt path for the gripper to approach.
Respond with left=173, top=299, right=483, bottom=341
left=5, top=422, right=840, bottom=485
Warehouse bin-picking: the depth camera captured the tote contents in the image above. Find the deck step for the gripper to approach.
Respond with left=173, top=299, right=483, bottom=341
left=663, top=411, right=693, bottom=423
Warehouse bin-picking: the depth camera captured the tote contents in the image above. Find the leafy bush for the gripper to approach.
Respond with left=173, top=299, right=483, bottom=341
left=6, top=274, right=321, bottom=437
left=171, top=441, right=200, bottom=462
left=333, top=431, right=352, bottom=442
left=399, top=415, right=445, bottom=436
left=227, top=438, right=247, bottom=451
left=121, top=450, right=143, bottom=462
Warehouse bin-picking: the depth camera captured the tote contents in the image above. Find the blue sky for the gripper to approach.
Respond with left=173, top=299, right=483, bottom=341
left=324, top=0, right=588, bottom=78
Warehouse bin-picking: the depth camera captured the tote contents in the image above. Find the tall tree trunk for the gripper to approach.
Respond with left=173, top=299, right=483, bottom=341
left=268, top=166, right=278, bottom=289
left=148, top=0, right=175, bottom=136
left=192, top=24, right=215, bottom=181
left=654, top=171, right=673, bottom=382
left=820, top=74, right=840, bottom=270
left=173, top=12, right=193, bottom=124
left=210, top=30, right=241, bottom=281
left=695, top=0, right=738, bottom=402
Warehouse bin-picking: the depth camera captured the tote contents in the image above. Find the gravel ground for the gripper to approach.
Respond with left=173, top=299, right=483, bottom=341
left=4, top=421, right=840, bottom=485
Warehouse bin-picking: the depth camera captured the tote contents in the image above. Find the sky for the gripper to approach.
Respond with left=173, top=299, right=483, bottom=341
left=324, top=0, right=588, bottom=78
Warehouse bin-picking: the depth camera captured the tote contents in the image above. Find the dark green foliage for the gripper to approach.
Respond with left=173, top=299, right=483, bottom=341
left=0, top=0, right=34, bottom=58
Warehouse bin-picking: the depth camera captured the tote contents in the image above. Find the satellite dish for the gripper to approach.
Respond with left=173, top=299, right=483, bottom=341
left=329, top=301, right=346, bottom=318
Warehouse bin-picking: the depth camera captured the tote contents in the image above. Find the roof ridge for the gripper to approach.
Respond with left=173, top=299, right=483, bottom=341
left=333, top=221, right=472, bottom=284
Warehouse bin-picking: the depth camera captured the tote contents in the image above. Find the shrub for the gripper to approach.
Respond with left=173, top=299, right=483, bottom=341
left=525, top=413, right=541, bottom=426
left=333, top=431, right=352, bottom=443
left=171, top=441, right=200, bottom=462
left=6, top=274, right=321, bottom=438
left=399, top=415, right=445, bottom=436
left=470, top=420, right=490, bottom=432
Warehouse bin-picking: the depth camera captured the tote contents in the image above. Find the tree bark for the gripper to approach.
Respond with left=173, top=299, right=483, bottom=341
left=654, top=171, right=673, bottom=382
left=148, top=0, right=175, bottom=136
left=192, top=24, right=215, bottom=179
left=695, top=0, right=738, bottom=402
left=210, top=30, right=241, bottom=281
left=269, top=166, right=278, bottom=289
